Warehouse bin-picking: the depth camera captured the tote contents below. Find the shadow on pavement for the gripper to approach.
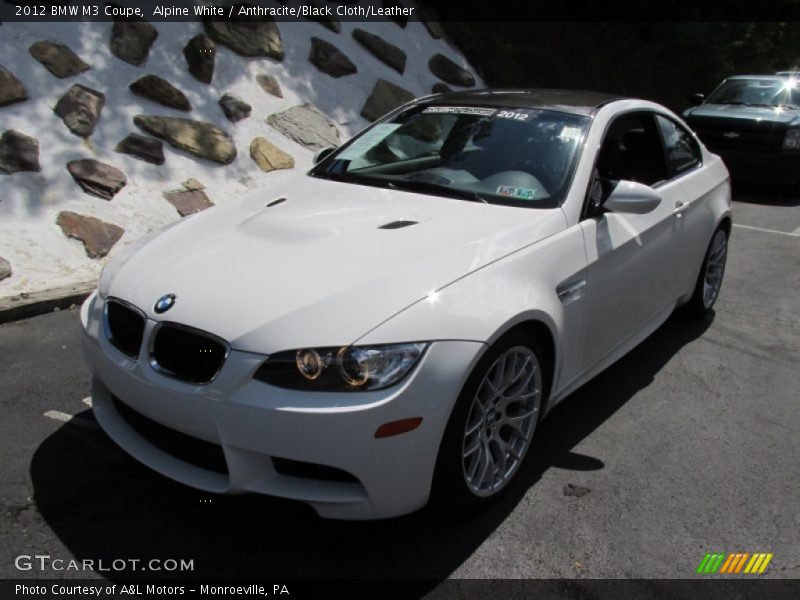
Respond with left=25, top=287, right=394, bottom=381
left=30, top=313, right=712, bottom=589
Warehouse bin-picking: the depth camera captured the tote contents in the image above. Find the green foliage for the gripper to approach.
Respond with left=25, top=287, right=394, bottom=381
left=443, top=22, right=800, bottom=111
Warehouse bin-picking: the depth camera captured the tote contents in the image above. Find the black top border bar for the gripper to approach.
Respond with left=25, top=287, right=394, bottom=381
left=2, top=0, right=800, bottom=23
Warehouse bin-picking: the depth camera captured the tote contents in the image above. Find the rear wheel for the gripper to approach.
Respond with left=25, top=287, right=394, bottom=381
left=686, top=227, right=728, bottom=317
left=432, top=331, right=547, bottom=509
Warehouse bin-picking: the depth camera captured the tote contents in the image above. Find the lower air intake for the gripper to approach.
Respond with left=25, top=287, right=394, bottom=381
left=113, top=396, right=228, bottom=475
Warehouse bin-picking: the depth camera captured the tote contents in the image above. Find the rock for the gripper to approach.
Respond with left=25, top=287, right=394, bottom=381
left=256, top=73, right=282, bottom=98
left=129, top=74, right=192, bottom=112
left=54, top=84, right=105, bottom=137
left=0, top=130, right=40, bottom=173
left=0, top=65, right=27, bottom=107
left=308, top=37, right=356, bottom=78
left=115, top=133, right=164, bottom=165
left=134, top=115, right=237, bottom=164
left=429, top=53, right=476, bottom=87
left=384, top=0, right=408, bottom=27
left=249, top=137, right=294, bottom=172
left=309, top=17, right=341, bottom=34
left=67, top=159, right=127, bottom=200
left=28, top=41, right=90, bottom=78
left=266, top=104, right=340, bottom=151
left=183, top=33, right=215, bottom=84
left=563, top=483, right=591, bottom=498
left=352, top=29, right=406, bottom=74
left=182, top=178, right=204, bottom=190
left=361, top=79, right=415, bottom=122
left=110, top=19, right=158, bottom=66
left=0, top=257, right=11, bottom=282
left=203, top=7, right=283, bottom=60
left=218, top=93, right=251, bottom=122
left=163, top=189, right=214, bottom=217
left=432, top=82, right=452, bottom=94
left=422, top=21, right=445, bottom=40
left=418, top=6, right=445, bottom=39
left=305, top=0, right=341, bottom=33
left=56, top=211, right=125, bottom=258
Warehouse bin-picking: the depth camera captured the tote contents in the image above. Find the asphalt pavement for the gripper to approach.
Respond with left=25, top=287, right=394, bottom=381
left=1, top=185, right=798, bottom=590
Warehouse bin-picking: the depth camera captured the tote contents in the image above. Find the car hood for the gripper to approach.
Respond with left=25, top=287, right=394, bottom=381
left=108, top=176, right=567, bottom=353
left=685, top=103, right=800, bottom=126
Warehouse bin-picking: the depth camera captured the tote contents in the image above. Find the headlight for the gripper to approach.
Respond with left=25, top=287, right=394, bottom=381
left=254, top=343, right=428, bottom=391
left=783, top=127, right=800, bottom=149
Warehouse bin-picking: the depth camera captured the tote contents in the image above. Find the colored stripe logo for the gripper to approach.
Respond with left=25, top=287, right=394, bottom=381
left=696, top=552, right=773, bottom=574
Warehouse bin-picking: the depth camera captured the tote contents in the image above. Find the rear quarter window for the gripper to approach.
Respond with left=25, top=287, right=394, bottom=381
left=656, top=115, right=701, bottom=176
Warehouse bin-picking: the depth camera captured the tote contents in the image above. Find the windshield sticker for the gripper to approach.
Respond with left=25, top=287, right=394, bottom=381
left=423, top=106, right=498, bottom=117
left=558, top=126, right=583, bottom=141
left=337, top=124, right=402, bottom=160
left=497, top=185, right=536, bottom=200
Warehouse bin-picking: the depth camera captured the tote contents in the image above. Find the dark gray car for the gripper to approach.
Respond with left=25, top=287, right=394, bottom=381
left=683, top=74, right=800, bottom=188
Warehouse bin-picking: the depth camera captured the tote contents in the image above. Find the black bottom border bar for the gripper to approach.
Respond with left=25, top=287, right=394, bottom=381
left=3, top=579, right=800, bottom=600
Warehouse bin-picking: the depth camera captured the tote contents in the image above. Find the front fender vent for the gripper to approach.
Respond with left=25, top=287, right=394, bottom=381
left=378, top=220, right=418, bottom=230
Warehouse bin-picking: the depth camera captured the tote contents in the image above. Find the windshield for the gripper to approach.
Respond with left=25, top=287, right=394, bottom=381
left=706, top=78, right=800, bottom=109
left=310, top=104, right=590, bottom=208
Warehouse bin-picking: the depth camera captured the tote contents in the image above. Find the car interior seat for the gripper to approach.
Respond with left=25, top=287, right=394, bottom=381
left=620, top=129, right=667, bottom=185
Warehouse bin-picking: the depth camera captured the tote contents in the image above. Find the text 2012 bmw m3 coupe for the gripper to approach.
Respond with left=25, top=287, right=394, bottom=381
left=81, top=89, right=731, bottom=519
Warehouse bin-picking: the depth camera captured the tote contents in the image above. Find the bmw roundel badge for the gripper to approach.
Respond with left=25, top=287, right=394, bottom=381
left=154, top=294, right=176, bottom=314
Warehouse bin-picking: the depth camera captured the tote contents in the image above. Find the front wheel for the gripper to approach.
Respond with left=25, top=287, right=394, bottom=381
left=432, top=332, right=547, bottom=509
left=686, top=227, right=729, bottom=317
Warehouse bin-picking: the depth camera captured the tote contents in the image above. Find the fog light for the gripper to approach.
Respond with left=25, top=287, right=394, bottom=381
left=296, top=349, right=324, bottom=380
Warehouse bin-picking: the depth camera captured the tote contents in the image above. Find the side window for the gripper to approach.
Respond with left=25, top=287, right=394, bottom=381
left=595, top=113, right=669, bottom=187
left=655, top=115, right=701, bottom=176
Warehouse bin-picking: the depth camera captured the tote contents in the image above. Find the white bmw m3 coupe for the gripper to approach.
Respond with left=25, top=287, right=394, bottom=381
left=81, top=89, right=731, bottom=519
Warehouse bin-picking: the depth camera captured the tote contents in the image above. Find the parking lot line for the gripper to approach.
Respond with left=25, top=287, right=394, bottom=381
left=733, top=223, right=800, bottom=237
left=43, top=409, right=97, bottom=429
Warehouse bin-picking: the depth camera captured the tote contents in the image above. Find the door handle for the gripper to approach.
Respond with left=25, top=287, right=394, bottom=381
left=673, top=200, right=688, bottom=217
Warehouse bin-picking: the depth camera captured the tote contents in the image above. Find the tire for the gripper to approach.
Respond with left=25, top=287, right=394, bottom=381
left=431, top=330, right=549, bottom=510
left=685, top=226, right=729, bottom=317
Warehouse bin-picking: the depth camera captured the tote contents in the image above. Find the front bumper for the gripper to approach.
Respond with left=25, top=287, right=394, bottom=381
left=81, top=291, right=484, bottom=519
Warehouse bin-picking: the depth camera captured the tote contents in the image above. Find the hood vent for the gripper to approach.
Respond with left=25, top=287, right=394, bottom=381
left=266, top=197, right=287, bottom=207
left=378, top=220, right=419, bottom=230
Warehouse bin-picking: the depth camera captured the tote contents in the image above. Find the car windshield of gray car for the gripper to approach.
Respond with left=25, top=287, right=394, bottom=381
left=311, top=105, right=591, bottom=209
left=707, top=77, right=800, bottom=109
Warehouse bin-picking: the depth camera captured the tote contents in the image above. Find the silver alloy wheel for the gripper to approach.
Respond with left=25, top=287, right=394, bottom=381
left=703, top=230, right=728, bottom=309
left=462, top=346, right=542, bottom=497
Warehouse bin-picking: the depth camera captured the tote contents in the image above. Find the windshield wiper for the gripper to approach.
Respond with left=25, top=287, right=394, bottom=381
left=719, top=101, right=753, bottom=106
left=312, top=171, right=491, bottom=204
left=385, top=179, right=489, bottom=204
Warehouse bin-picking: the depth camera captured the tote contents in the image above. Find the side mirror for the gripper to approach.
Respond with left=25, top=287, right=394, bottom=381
left=313, top=146, right=336, bottom=164
left=603, top=180, right=662, bottom=214
left=689, top=93, right=705, bottom=106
